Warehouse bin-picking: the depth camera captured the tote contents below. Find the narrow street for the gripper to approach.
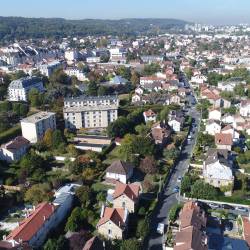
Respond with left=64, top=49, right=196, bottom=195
left=147, top=92, right=201, bottom=250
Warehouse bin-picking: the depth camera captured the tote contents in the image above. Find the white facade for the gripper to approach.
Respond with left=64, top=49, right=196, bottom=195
left=205, top=121, right=221, bottom=136
left=240, top=102, right=250, bottom=117
left=209, top=109, right=221, bottom=121
left=64, top=96, right=119, bottom=129
left=64, top=68, right=88, bottom=82
left=21, top=112, right=56, bottom=143
left=8, top=76, right=44, bottom=102
left=39, top=61, right=62, bottom=77
left=86, top=57, right=101, bottom=63
left=168, top=119, right=181, bottom=132
left=65, top=50, right=78, bottom=61
left=106, top=172, right=127, bottom=184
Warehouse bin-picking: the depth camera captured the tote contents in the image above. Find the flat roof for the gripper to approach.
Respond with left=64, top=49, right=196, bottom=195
left=21, top=111, right=55, bottom=123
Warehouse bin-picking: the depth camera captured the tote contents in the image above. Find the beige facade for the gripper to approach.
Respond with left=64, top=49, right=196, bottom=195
left=113, top=195, right=136, bottom=213
left=98, top=220, right=123, bottom=239
left=64, top=96, right=119, bottom=129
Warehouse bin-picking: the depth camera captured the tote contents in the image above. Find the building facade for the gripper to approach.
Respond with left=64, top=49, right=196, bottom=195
left=63, top=95, right=119, bottom=130
left=21, top=111, right=56, bottom=143
left=8, top=76, right=44, bottom=102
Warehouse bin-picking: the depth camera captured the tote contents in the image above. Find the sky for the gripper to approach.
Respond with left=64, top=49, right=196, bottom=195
left=1, top=0, right=250, bottom=25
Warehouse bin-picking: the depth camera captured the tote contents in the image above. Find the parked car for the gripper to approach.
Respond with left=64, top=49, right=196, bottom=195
left=157, top=223, right=165, bottom=235
left=221, top=204, right=234, bottom=210
left=209, top=203, right=221, bottom=209
left=236, top=206, right=248, bottom=213
left=224, top=220, right=233, bottom=231
left=173, top=186, right=180, bottom=193
left=177, top=176, right=182, bottom=182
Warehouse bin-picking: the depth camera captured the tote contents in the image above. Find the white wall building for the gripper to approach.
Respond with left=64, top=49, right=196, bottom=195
left=8, top=76, right=44, bottom=102
left=0, top=136, right=30, bottom=162
left=21, top=111, right=56, bottom=143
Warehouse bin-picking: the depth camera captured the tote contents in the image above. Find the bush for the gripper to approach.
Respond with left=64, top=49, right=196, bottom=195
left=168, top=204, right=183, bottom=222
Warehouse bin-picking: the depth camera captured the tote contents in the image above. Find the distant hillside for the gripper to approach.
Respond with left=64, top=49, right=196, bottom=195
left=0, top=17, right=189, bottom=42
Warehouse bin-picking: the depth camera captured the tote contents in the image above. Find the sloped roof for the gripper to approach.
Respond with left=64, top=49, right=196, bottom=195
left=82, top=236, right=104, bottom=250
left=215, top=133, right=233, bottom=146
left=112, top=182, right=140, bottom=201
left=106, top=160, right=134, bottom=175
left=6, top=202, right=55, bottom=243
left=96, top=207, right=125, bottom=228
left=4, top=136, right=30, bottom=152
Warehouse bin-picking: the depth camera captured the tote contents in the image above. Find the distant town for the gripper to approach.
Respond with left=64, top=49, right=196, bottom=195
left=0, top=18, right=250, bottom=250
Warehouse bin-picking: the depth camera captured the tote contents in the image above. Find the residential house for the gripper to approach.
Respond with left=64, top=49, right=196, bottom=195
left=143, top=109, right=157, bottom=123
left=222, top=113, right=235, bottom=124
left=96, top=206, right=128, bottom=239
left=203, top=149, right=234, bottom=191
left=112, top=182, right=140, bottom=213
left=135, top=87, right=144, bottom=95
left=170, top=94, right=181, bottom=105
left=168, top=111, right=184, bottom=132
left=151, top=122, right=171, bottom=146
left=174, top=201, right=208, bottom=250
left=215, top=133, right=233, bottom=151
left=139, top=76, right=165, bottom=87
left=221, top=125, right=240, bottom=142
left=131, top=93, right=142, bottom=103
left=82, top=236, right=105, bottom=250
left=205, top=120, right=221, bottom=136
left=105, top=160, right=134, bottom=184
left=221, top=98, right=231, bottom=109
left=240, top=100, right=250, bottom=117
left=109, top=76, right=128, bottom=85
left=0, top=136, right=30, bottom=162
left=208, top=108, right=221, bottom=121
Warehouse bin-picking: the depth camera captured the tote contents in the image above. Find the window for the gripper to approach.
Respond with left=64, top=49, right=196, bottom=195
left=108, top=229, right=112, bottom=236
left=122, top=202, right=126, bottom=208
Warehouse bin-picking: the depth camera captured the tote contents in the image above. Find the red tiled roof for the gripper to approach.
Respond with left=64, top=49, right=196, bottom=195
left=243, top=217, right=250, bottom=246
left=96, top=207, right=125, bottom=228
left=6, top=202, right=55, bottom=243
left=112, top=182, right=140, bottom=201
left=215, top=133, right=233, bottom=146
left=144, top=109, right=156, bottom=117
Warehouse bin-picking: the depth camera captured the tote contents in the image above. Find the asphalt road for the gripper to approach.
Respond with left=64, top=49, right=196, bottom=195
left=147, top=93, right=200, bottom=250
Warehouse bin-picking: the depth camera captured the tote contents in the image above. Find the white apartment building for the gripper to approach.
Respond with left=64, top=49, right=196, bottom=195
left=8, top=76, right=44, bottom=102
left=21, top=111, right=56, bottom=143
left=109, top=48, right=127, bottom=63
left=86, top=56, right=101, bottom=63
left=64, top=67, right=88, bottom=82
left=63, top=95, right=119, bottom=130
left=65, top=50, right=78, bottom=62
left=39, top=61, right=62, bottom=77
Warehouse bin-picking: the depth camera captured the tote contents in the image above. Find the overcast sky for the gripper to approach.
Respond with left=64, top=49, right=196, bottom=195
left=1, top=0, right=250, bottom=25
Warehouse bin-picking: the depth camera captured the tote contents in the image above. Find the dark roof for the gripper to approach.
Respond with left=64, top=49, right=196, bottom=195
left=205, top=148, right=231, bottom=167
left=82, top=236, right=104, bottom=250
left=4, top=136, right=30, bottom=152
left=106, top=160, right=134, bottom=175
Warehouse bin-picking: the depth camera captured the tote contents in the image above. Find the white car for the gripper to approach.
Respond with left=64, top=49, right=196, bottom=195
left=157, top=223, right=165, bottom=235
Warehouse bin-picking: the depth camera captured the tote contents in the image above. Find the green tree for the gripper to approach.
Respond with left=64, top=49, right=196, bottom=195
left=65, top=207, right=83, bottom=232
left=107, top=117, right=132, bottom=138
left=28, top=88, right=42, bottom=107
left=120, top=238, right=141, bottom=250
left=190, top=180, right=219, bottom=200
left=24, top=183, right=50, bottom=204
left=136, top=218, right=150, bottom=239
left=87, top=82, right=98, bottom=96
left=52, top=129, right=64, bottom=148
left=43, top=128, right=53, bottom=148
left=168, top=204, right=183, bottom=222
left=131, top=71, right=140, bottom=85
left=139, top=156, right=157, bottom=174
left=75, top=186, right=91, bottom=207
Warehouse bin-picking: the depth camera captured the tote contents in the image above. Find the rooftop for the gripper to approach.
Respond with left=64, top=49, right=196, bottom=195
left=21, top=111, right=55, bottom=124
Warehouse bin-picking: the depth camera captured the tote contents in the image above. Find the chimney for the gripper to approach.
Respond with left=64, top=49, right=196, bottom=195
left=119, top=221, right=120, bottom=227
left=33, top=205, right=36, bottom=211
left=100, top=204, right=105, bottom=218
left=43, top=216, right=46, bottom=221
left=3, top=235, right=6, bottom=240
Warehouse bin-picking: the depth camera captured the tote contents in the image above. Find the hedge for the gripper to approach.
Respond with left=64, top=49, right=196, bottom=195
left=0, top=125, right=21, bottom=144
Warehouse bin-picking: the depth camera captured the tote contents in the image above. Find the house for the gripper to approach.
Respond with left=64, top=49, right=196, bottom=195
left=168, top=111, right=184, bottom=132
left=21, top=111, right=56, bottom=143
left=208, top=108, right=221, bottom=121
left=170, top=94, right=181, bottom=105
left=190, top=74, right=207, bottom=86
left=82, top=236, right=105, bottom=250
left=222, top=113, right=235, bottom=124
left=143, top=109, right=157, bottom=123
left=205, top=120, right=221, bottom=136
left=139, top=76, right=165, bottom=87
left=0, top=136, right=30, bottom=162
left=151, top=122, right=171, bottom=146
left=218, top=81, right=235, bottom=92
left=8, top=76, right=44, bottom=102
left=105, top=160, right=134, bottom=184
left=96, top=206, right=128, bottom=239
left=174, top=202, right=208, bottom=250
left=0, top=202, right=57, bottom=248
left=215, top=133, right=233, bottom=151
left=221, top=125, right=240, bottom=142
left=135, top=86, right=144, bottom=95
left=54, top=183, right=81, bottom=198
left=221, top=98, right=231, bottom=109
left=131, top=93, right=142, bottom=103
left=240, top=100, right=250, bottom=117
left=203, top=149, right=234, bottom=191
left=242, top=217, right=250, bottom=247
left=109, top=75, right=128, bottom=85
left=112, top=182, right=140, bottom=213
